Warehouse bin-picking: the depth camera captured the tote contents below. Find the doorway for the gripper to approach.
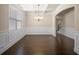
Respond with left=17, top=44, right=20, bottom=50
left=55, top=7, right=76, bottom=54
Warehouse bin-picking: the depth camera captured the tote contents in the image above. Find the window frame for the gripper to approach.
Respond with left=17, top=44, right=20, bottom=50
left=9, top=6, right=22, bottom=30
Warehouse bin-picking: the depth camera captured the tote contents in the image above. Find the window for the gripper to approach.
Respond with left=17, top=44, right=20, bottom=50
left=9, top=6, right=22, bottom=30
left=16, top=12, right=22, bottom=29
left=17, top=21, right=22, bottom=29
left=9, top=18, right=17, bottom=30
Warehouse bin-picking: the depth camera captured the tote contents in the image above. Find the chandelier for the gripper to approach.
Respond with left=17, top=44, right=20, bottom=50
left=34, top=4, right=43, bottom=21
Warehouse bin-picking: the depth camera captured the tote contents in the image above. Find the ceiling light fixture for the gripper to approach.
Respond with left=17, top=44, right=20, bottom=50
left=34, top=4, right=43, bottom=22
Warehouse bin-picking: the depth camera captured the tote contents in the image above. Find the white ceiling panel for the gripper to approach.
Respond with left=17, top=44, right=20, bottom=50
left=20, top=4, right=48, bottom=11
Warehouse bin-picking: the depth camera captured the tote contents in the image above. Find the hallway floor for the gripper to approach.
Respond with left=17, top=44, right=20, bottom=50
left=2, top=35, right=77, bottom=55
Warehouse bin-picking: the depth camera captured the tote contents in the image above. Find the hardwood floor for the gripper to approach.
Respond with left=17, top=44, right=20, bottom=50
left=2, top=34, right=77, bottom=55
left=56, top=33, right=76, bottom=55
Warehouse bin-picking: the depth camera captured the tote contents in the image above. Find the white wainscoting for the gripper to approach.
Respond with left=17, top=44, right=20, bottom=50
left=0, top=29, right=26, bottom=54
left=58, top=27, right=76, bottom=39
left=74, top=31, right=79, bottom=54
left=25, top=27, right=54, bottom=35
left=0, top=31, right=8, bottom=51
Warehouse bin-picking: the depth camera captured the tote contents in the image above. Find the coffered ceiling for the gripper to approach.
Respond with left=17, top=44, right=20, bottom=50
left=20, top=4, right=59, bottom=12
left=20, top=4, right=47, bottom=11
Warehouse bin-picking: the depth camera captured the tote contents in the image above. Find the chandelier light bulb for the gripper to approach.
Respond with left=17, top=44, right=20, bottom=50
left=34, top=16, right=43, bottom=20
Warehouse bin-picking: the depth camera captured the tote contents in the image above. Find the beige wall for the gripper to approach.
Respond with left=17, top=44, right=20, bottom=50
left=0, top=5, right=9, bottom=31
left=54, top=4, right=75, bottom=16
left=52, top=4, right=75, bottom=36
left=63, top=8, right=74, bottom=28
left=75, top=5, right=79, bottom=31
left=54, top=4, right=79, bottom=31
left=23, top=11, right=53, bottom=27
left=0, top=4, right=24, bottom=32
left=54, top=4, right=76, bottom=34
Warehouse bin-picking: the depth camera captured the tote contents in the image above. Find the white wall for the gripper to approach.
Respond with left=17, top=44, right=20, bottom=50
left=25, top=27, right=53, bottom=35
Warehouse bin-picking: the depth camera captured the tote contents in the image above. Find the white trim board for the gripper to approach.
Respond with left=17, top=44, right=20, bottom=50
left=57, top=27, right=76, bottom=40
left=25, top=27, right=55, bottom=36
left=74, top=32, right=79, bottom=54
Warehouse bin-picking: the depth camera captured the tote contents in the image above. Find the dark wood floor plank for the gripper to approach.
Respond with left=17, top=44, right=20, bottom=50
left=2, top=34, right=77, bottom=55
